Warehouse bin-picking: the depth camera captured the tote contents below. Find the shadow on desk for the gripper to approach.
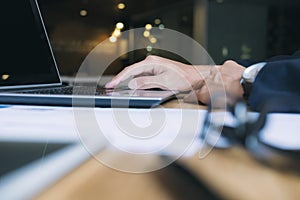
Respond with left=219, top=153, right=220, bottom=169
left=155, top=162, right=222, bottom=200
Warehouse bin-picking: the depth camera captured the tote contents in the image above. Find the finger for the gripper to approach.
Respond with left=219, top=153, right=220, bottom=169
left=183, top=81, right=205, bottom=103
left=192, top=80, right=205, bottom=90
left=187, top=85, right=212, bottom=105
left=105, top=60, right=157, bottom=88
left=128, top=75, right=169, bottom=90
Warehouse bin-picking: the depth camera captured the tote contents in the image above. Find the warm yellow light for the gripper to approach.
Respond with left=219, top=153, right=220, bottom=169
left=79, top=9, right=88, bottom=17
left=2, top=74, right=9, bottom=80
left=117, top=3, right=126, bottom=10
left=116, top=22, right=124, bottom=30
left=145, top=24, right=152, bottom=30
left=154, top=18, right=161, bottom=25
left=149, top=37, right=157, bottom=44
left=143, top=30, right=150, bottom=37
left=113, top=29, right=121, bottom=37
left=109, top=36, right=117, bottom=43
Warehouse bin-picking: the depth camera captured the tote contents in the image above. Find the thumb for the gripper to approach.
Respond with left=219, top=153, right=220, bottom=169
left=183, top=81, right=205, bottom=103
left=183, top=90, right=199, bottom=104
left=128, top=76, right=167, bottom=90
left=183, top=86, right=210, bottom=105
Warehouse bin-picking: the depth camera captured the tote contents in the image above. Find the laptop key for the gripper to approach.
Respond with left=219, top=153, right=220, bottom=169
left=16, top=86, right=104, bottom=95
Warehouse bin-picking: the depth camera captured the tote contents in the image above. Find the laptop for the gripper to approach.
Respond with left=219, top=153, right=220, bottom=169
left=0, top=0, right=176, bottom=108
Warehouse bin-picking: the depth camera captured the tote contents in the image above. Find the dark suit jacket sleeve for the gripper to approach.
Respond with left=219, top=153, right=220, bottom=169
left=248, top=51, right=300, bottom=112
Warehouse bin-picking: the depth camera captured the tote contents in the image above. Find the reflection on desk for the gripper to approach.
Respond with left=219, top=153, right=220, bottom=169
left=2, top=99, right=300, bottom=200
left=36, top=99, right=300, bottom=200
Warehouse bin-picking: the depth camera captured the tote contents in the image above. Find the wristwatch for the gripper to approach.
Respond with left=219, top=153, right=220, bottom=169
left=240, top=62, right=267, bottom=99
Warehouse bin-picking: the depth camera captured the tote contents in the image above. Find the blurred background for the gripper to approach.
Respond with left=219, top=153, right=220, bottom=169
left=38, top=0, right=300, bottom=77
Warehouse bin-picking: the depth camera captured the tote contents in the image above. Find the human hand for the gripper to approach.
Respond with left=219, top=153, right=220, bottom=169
left=105, top=55, right=211, bottom=92
left=105, top=55, right=245, bottom=105
left=184, top=60, right=246, bottom=104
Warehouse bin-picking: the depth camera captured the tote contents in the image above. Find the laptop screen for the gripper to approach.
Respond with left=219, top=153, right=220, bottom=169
left=0, top=0, right=61, bottom=89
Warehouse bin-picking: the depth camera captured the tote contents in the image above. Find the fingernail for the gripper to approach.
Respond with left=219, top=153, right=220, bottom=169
left=105, top=82, right=114, bottom=88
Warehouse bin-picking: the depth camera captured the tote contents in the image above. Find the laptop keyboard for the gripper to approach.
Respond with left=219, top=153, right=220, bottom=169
left=16, top=86, right=110, bottom=96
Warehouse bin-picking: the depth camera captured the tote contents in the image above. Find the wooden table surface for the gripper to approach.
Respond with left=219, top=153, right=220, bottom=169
left=36, top=99, right=300, bottom=200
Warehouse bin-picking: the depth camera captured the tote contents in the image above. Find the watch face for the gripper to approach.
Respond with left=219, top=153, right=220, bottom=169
left=242, top=62, right=267, bottom=83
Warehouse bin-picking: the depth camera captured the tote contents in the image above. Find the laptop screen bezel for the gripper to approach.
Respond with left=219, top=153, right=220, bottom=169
left=0, top=0, right=62, bottom=91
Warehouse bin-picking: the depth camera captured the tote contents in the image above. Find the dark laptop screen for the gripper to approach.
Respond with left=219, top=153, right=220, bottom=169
left=0, top=0, right=61, bottom=88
